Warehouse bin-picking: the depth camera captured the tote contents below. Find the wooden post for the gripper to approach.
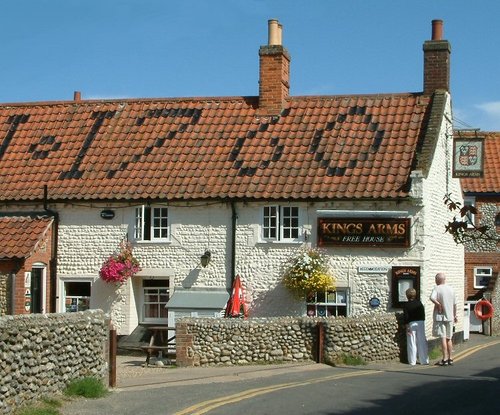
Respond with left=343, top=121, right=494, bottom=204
left=316, top=322, right=324, bottom=363
left=109, top=328, right=117, bottom=388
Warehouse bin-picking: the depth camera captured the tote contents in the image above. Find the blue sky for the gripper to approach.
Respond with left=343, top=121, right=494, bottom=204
left=1, top=0, right=499, bottom=131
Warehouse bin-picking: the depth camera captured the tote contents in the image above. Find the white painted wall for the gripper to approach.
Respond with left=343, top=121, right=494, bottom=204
left=419, top=93, right=465, bottom=335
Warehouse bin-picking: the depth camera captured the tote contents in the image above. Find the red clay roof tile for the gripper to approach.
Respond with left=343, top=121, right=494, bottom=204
left=460, top=132, right=500, bottom=193
left=0, top=216, right=53, bottom=259
left=0, top=93, right=434, bottom=202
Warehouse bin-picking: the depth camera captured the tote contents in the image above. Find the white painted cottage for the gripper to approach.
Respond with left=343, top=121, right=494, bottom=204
left=0, top=19, right=464, bottom=337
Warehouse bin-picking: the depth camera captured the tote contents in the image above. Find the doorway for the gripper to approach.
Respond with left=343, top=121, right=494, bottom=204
left=30, top=267, right=44, bottom=313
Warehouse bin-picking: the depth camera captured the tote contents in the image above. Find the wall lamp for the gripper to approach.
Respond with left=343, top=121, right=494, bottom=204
left=200, top=251, right=212, bottom=268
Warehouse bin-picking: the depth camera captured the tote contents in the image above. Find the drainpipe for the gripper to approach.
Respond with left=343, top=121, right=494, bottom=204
left=43, top=185, right=59, bottom=313
left=230, top=201, right=237, bottom=286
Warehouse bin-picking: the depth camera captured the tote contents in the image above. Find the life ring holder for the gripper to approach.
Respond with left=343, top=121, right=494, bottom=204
left=474, top=299, right=494, bottom=321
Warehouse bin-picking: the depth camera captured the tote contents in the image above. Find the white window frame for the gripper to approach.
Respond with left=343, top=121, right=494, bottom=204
left=262, top=205, right=301, bottom=242
left=474, top=267, right=493, bottom=289
left=134, top=205, right=170, bottom=242
left=306, top=288, right=349, bottom=317
left=141, top=278, right=170, bottom=324
left=58, top=277, right=94, bottom=313
left=463, top=196, right=476, bottom=228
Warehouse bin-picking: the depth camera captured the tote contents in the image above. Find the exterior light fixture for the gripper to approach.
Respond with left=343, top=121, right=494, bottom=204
left=200, top=251, right=211, bottom=268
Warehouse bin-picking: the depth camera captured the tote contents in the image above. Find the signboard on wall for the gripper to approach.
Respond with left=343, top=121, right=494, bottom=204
left=317, top=218, right=411, bottom=247
left=391, top=266, right=420, bottom=308
left=453, top=137, right=484, bottom=178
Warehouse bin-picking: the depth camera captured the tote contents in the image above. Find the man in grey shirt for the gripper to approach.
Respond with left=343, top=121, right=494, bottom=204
left=430, top=272, right=457, bottom=366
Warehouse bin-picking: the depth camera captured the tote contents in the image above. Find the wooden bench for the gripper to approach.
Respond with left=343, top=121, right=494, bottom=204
left=141, top=326, right=176, bottom=366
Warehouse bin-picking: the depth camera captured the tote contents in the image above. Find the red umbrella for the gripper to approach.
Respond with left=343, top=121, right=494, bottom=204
left=225, top=275, right=248, bottom=318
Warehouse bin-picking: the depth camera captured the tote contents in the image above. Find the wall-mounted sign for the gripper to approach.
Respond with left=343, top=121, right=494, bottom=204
left=391, top=266, right=420, bottom=309
left=358, top=265, right=391, bottom=274
left=317, top=218, right=411, bottom=247
left=24, top=272, right=31, bottom=288
left=453, top=137, right=484, bottom=177
left=100, top=209, right=115, bottom=220
left=369, top=297, right=381, bottom=308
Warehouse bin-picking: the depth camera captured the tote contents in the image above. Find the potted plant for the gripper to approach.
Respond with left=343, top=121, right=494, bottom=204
left=282, top=248, right=335, bottom=299
left=99, top=241, right=141, bottom=284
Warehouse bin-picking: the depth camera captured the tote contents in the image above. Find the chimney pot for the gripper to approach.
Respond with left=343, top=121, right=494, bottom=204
left=73, top=91, right=81, bottom=101
left=268, top=19, right=281, bottom=45
left=431, top=19, right=443, bottom=40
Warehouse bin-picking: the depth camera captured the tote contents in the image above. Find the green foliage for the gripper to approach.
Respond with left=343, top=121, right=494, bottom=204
left=63, top=377, right=108, bottom=399
left=15, top=398, right=62, bottom=415
left=282, top=248, right=336, bottom=299
left=330, top=353, right=367, bottom=366
left=428, top=346, right=442, bottom=360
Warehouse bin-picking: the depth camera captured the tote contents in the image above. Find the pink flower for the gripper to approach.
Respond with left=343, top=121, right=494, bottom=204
left=99, top=242, right=141, bottom=284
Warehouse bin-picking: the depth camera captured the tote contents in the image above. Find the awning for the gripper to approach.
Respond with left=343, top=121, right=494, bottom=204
left=166, top=287, right=229, bottom=310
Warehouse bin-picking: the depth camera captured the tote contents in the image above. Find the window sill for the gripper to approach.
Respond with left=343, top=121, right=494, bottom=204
left=134, top=240, right=171, bottom=244
left=257, top=240, right=303, bottom=245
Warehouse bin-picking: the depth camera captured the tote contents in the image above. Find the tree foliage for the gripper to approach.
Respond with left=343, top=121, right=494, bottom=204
left=443, top=193, right=499, bottom=244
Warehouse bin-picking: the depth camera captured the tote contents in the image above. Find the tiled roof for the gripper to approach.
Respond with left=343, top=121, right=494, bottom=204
left=460, top=132, right=500, bottom=194
left=0, top=92, right=434, bottom=202
left=0, top=216, right=53, bottom=259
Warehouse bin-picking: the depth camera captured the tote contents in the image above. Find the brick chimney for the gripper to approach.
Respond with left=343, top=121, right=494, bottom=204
left=423, top=19, right=451, bottom=95
left=257, top=19, right=290, bottom=116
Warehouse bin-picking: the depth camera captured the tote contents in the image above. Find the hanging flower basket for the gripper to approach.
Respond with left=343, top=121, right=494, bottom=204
left=99, top=241, right=141, bottom=284
left=282, top=248, right=335, bottom=299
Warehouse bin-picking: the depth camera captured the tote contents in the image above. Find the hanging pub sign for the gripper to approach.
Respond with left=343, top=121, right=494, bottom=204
left=452, top=136, right=484, bottom=177
left=317, top=217, right=411, bottom=247
left=391, top=266, right=420, bottom=309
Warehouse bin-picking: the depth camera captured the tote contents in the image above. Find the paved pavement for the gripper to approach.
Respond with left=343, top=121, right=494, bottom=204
left=114, top=333, right=499, bottom=391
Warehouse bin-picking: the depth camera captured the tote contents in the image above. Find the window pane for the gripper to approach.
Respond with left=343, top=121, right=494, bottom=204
left=281, top=206, right=299, bottom=240
left=65, top=282, right=91, bottom=312
left=263, top=206, right=278, bottom=240
left=144, top=206, right=152, bottom=240
left=142, top=279, right=169, bottom=320
left=144, top=303, right=157, bottom=318
left=134, top=207, right=143, bottom=240
left=65, top=282, right=90, bottom=296
left=143, top=279, right=169, bottom=288
left=151, top=207, right=168, bottom=240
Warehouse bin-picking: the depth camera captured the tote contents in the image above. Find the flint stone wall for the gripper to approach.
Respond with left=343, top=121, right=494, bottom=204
left=0, top=274, right=8, bottom=316
left=0, top=310, right=108, bottom=414
left=176, top=313, right=404, bottom=367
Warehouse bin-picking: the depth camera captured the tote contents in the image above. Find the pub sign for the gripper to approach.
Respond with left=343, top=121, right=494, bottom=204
left=452, top=137, right=484, bottom=178
left=317, top=217, right=411, bottom=247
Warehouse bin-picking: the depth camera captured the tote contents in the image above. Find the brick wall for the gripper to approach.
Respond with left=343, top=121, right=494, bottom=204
left=423, top=40, right=451, bottom=94
left=258, top=45, right=290, bottom=115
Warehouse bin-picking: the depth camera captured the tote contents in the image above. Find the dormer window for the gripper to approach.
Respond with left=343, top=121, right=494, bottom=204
left=134, top=205, right=169, bottom=242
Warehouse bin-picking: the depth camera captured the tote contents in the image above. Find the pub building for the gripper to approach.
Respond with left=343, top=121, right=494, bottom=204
left=0, top=19, right=463, bottom=339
